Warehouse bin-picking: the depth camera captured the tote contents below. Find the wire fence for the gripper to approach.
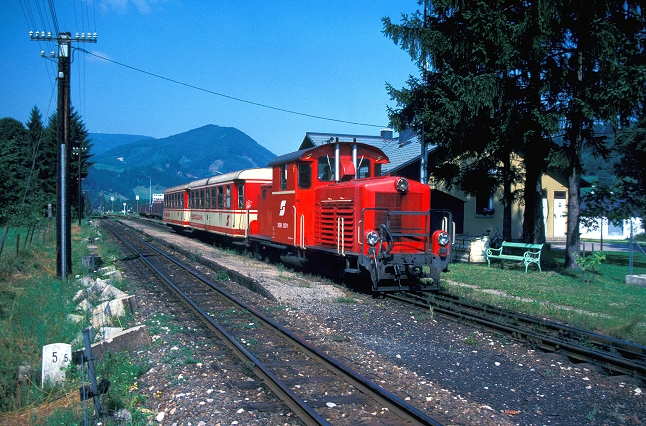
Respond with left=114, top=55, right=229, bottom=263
left=0, top=220, right=55, bottom=259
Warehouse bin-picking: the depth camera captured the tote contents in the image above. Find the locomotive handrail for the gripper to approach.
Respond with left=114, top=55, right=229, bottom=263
left=293, top=206, right=297, bottom=246
left=337, top=216, right=345, bottom=256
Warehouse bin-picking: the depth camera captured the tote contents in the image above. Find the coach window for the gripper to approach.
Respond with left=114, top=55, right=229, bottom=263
left=226, top=185, right=231, bottom=208
left=318, top=156, right=334, bottom=182
left=298, top=164, right=311, bottom=189
left=214, top=186, right=221, bottom=208
left=238, top=184, right=244, bottom=208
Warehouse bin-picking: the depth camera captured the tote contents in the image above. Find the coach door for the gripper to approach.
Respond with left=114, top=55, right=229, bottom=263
left=273, top=164, right=296, bottom=244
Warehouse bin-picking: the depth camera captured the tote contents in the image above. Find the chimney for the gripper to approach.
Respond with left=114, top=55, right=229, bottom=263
left=380, top=128, right=394, bottom=140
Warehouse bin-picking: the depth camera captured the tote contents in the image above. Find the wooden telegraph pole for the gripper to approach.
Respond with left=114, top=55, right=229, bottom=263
left=30, top=30, right=97, bottom=279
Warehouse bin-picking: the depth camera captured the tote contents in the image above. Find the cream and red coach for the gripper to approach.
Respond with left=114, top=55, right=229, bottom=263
left=163, top=168, right=272, bottom=239
left=251, top=140, right=451, bottom=292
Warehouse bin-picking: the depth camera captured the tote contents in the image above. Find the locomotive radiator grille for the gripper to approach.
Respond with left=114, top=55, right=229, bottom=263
left=375, top=193, right=424, bottom=235
left=315, top=200, right=355, bottom=249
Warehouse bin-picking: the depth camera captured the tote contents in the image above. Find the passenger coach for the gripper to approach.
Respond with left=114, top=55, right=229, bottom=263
left=163, top=168, right=272, bottom=239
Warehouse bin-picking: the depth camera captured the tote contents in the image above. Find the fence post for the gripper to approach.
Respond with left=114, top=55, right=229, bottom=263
left=0, top=226, right=8, bottom=257
left=629, top=219, right=634, bottom=275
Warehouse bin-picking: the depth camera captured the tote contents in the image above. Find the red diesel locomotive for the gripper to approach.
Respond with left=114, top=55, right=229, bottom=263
left=163, top=140, right=451, bottom=292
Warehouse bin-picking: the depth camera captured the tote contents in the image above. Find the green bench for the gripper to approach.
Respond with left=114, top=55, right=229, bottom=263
left=486, top=241, right=544, bottom=272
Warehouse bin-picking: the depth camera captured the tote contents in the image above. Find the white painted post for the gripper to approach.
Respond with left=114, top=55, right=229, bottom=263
left=41, top=343, right=71, bottom=387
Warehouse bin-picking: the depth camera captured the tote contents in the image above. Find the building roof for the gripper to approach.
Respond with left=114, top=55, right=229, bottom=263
left=300, top=132, right=392, bottom=150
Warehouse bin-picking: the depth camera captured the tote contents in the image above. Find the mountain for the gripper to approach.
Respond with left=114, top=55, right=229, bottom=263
left=84, top=125, right=277, bottom=208
left=88, top=133, right=155, bottom=155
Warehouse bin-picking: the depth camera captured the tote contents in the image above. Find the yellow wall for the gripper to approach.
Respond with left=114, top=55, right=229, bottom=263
left=437, top=173, right=568, bottom=240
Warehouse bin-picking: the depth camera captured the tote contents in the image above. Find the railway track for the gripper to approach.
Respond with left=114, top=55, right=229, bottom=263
left=388, top=292, right=646, bottom=380
left=102, top=219, right=444, bottom=425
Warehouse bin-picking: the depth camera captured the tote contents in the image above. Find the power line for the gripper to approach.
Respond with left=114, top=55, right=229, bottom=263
left=76, top=48, right=386, bottom=129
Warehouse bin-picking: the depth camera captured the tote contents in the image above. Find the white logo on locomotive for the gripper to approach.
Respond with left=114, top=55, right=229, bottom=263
left=279, top=200, right=286, bottom=216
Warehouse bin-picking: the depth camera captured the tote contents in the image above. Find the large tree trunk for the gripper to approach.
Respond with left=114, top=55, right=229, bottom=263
left=502, top=153, right=513, bottom=241
left=522, top=153, right=544, bottom=243
left=564, top=160, right=582, bottom=270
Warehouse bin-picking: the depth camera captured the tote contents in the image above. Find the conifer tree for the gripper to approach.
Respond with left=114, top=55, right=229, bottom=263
left=0, top=118, right=28, bottom=225
left=544, top=0, right=645, bottom=268
left=383, top=0, right=550, bottom=242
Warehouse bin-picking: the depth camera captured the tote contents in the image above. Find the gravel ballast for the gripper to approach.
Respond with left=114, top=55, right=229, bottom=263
left=116, top=221, right=644, bottom=425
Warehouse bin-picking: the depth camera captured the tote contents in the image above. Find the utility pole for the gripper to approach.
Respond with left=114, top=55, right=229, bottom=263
left=30, top=30, right=97, bottom=279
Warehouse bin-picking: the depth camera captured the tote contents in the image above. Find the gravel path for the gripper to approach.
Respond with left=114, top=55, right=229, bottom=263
left=116, top=221, right=645, bottom=425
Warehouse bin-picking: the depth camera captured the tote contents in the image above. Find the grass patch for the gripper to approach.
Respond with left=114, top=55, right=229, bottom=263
left=0, top=220, right=152, bottom=424
left=444, top=248, right=646, bottom=345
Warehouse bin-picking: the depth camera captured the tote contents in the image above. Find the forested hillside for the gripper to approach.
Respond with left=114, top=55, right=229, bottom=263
left=84, top=124, right=277, bottom=208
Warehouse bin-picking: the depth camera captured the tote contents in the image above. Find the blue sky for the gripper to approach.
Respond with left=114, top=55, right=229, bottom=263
left=1, top=1, right=421, bottom=156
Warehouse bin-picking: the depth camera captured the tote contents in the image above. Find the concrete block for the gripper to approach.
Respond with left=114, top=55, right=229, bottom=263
left=76, top=276, right=94, bottom=288
left=67, top=313, right=84, bottom=323
left=95, top=327, right=124, bottom=341
left=77, top=299, right=91, bottom=313
left=99, top=284, right=128, bottom=302
left=73, top=289, right=88, bottom=303
left=91, top=295, right=137, bottom=328
left=90, top=325, right=151, bottom=361
left=98, top=266, right=117, bottom=275
left=104, top=270, right=123, bottom=282
left=626, top=274, right=646, bottom=288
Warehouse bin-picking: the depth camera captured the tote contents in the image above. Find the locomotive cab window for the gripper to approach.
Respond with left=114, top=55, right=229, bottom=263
left=280, top=164, right=288, bottom=190
left=298, top=164, right=311, bottom=189
left=357, top=162, right=370, bottom=178
left=374, top=163, right=382, bottom=177
left=318, top=156, right=334, bottom=182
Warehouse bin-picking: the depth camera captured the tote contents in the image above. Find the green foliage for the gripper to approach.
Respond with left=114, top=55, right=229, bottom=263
left=575, top=251, right=606, bottom=272
left=0, top=239, right=82, bottom=412
left=95, top=350, right=151, bottom=412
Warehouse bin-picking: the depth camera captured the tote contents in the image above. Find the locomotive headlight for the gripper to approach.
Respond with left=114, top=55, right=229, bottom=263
left=366, top=230, right=379, bottom=246
left=437, top=231, right=450, bottom=246
left=395, top=177, right=409, bottom=193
